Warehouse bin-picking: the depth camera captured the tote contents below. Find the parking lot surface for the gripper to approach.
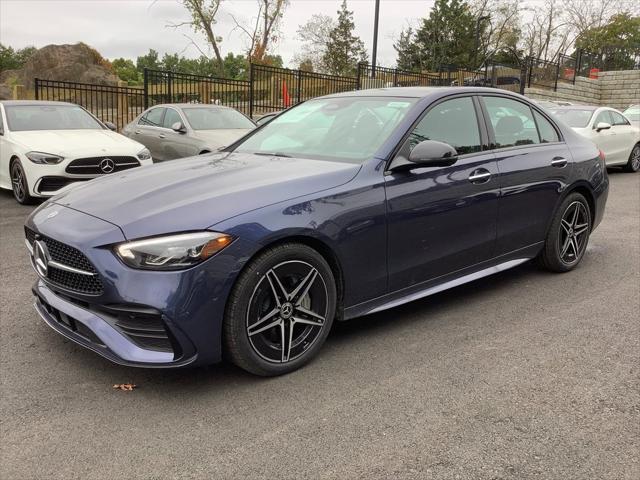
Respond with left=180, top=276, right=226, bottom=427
left=1, top=172, right=638, bottom=480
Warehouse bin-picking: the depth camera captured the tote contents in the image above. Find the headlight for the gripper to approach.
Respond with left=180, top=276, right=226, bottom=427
left=137, top=148, right=152, bottom=161
left=114, top=232, right=234, bottom=270
left=26, top=151, right=64, bottom=164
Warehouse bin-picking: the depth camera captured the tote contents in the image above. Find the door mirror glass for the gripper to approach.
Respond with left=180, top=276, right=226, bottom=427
left=172, top=122, right=187, bottom=133
left=595, top=122, right=611, bottom=132
left=104, top=121, right=117, bottom=131
left=407, top=140, right=458, bottom=167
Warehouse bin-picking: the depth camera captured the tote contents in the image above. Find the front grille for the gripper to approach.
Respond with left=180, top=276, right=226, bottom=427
left=25, top=227, right=104, bottom=295
left=102, top=305, right=175, bottom=353
left=37, top=176, right=89, bottom=194
left=65, top=156, right=140, bottom=175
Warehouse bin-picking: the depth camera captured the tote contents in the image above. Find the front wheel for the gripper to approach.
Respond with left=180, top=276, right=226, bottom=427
left=537, top=193, right=592, bottom=272
left=10, top=160, right=34, bottom=205
left=625, top=144, right=640, bottom=173
left=224, top=243, right=337, bottom=376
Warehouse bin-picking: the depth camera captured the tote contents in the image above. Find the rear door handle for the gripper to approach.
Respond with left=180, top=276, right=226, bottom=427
left=551, top=157, right=568, bottom=168
left=158, top=134, right=166, bottom=139
left=468, top=168, right=491, bottom=184
left=134, top=130, right=141, bottom=134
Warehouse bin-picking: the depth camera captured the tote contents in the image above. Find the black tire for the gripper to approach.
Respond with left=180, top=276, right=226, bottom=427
left=624, top=143, right=640, bottom=173
left=224, top=243, right=337, bottom=376
left=10, top=159, right=34, bottom=205
left=537, top=192, right=592, bottom=272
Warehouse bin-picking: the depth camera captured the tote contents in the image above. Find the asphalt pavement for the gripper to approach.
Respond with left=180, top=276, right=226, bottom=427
left=1, top=171, right=638, bottom=480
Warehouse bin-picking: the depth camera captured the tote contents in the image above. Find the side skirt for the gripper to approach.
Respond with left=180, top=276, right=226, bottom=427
left=343, top=243, right=542, bottom=320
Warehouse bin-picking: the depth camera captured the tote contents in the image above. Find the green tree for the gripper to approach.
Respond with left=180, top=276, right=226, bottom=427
left=575, top=13, right=640, bottom=70
left=0, top=44, right=36, bottom=72
left=111, top=58, right=141, bottom=84
left=322, top=0, right=367, bottom=76
left=413, top=0, right=476, bottom=71
left=394, top=27, right=420, bottom=71
left=136, top=49, right=161, bottom=72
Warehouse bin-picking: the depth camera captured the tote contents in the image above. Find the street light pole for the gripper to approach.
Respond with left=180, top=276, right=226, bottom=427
left=372, top=0, right=380, bottom=78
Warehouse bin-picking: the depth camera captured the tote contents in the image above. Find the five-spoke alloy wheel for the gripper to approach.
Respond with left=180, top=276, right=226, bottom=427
left=11, top=160, right=32, bottom=204
left=224, top=243, right=336, bottom=376
left=538, top=192, right=592, bottom=272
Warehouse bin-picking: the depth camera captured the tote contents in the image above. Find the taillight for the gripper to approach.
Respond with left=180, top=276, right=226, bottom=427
left=598, top=149, right=606, bottom=162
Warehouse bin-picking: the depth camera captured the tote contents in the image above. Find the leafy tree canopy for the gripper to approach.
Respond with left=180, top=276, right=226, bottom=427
left=0, top=44, right=36, bottom=72
left=575, top=14, right=640, bottom=70
left=323, top=0, right=368, bottom=76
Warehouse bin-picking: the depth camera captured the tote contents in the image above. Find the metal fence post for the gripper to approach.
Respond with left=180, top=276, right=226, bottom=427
left=296, top=69, right=302, bottom=104
left=527, top=57, right=534, bottom=88
left=393, top=68, right=398, bottom=87
left=143, top=69, right=149, bottom=109
left=249, top=63, right=254, bottom=118
left=554, top=61, right=560, bottom=91
left=519, top=62, right=526, bottom=95
left=356, top=63, right=362, bottom=90
left=575, top=49, right=582, bottom=83
left=34, top=78, right=40, bottom=100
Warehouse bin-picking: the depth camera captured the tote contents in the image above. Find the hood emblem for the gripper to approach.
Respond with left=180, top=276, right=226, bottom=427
left=99, top=158, right=116, bottom=174
left=46, top=210, right=59, bottom=219
left=33, top=240, right=50, bottom=278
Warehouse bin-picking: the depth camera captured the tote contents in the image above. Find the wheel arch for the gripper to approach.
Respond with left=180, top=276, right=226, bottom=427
left=233, top=234, right=346, bottom=320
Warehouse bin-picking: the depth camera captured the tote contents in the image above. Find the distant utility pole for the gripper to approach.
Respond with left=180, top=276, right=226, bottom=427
left=372, top=0, right=380, bottom=78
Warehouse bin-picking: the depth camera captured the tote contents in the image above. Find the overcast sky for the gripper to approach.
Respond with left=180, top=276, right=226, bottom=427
left=1, top=0, right=546, bottom=68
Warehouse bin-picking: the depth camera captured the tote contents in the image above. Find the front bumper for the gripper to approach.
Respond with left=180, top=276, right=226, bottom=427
left=26, top=202, right=253, bottom=367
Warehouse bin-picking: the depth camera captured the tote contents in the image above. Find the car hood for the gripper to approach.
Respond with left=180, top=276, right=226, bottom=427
left=9, top=130, right=144, bottom=157
left=192, top=129, right=253, bottom=149
left=51, top=152, right=361, bottom=239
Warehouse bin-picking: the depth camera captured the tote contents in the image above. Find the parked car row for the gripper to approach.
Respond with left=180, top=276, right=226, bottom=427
left=0, top=101, right=258, bottom=203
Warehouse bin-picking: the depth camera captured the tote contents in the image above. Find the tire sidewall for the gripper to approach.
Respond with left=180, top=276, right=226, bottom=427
left=224, top=244, right=337, bottom=376
left=628, top=144, right=640, bottom=172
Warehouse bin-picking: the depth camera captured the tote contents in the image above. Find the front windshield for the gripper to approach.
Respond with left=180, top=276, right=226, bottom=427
left=550, top=109, right=594, bottom=128
left=234, top=96, right=418, bottom=163
left=183, top=107, right=255, bottom=130
left=5, top=104, right=103, bottom=131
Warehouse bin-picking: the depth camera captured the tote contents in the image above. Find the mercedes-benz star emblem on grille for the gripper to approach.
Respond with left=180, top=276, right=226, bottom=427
left=99, top=158, right=116, bottom=174
left=33, top=240, right=50, bottom=278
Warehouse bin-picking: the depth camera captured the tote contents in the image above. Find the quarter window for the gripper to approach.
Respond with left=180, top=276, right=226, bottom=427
left=533, top=111, right=559, bottom=143
left=483, top=96, right=539, bottom=148
left=163, top=108, right=182, bottom=129
left=405, top=97, right=482, bottom=155
left=139, top=108, right=164, bottom=127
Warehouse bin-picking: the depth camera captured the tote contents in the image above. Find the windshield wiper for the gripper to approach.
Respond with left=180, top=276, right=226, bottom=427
left=252, top=151, right=292, bottom=158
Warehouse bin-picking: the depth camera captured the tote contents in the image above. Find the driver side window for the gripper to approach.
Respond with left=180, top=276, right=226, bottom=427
left=404, top=97, right=482, bottom=156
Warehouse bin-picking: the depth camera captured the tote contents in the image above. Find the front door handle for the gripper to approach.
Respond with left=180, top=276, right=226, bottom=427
left=134, top=130, right=141, bottom=134
left=551, top=157, right=568, bottom=168
left=468, top=168, right=492, bottom=184
left=158, top=134, right=166, bottom=139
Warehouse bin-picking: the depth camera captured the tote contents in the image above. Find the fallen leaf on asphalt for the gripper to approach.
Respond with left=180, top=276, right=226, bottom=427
left=112, top=383, right=136, bottom=391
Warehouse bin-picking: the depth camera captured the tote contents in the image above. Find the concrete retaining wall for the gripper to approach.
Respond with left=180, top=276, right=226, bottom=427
left=525, top=70, right=639, bottom=110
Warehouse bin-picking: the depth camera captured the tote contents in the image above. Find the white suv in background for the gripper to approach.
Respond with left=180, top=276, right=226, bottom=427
left=0, top=101, right=152, bottom=204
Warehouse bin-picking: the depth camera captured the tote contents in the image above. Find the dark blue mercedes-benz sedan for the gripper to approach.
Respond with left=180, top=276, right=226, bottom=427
left=25, top=87, right=608, bottom=375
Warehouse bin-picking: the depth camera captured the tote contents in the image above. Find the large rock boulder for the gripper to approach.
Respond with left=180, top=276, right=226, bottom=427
left=0, top=43, right=119, bottom=89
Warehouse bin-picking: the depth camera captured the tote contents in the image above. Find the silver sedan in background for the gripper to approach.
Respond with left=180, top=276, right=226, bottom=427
left=122, top=104, right=256, bottom=161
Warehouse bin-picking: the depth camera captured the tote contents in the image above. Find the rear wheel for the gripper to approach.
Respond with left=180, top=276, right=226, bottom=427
left=10, top=159, right=33, bottom=205
left=224, top=243, right=337, bottom=376
left=625, top=144, right=640, bottom=172
left=537, top=193, right=592, bottom=272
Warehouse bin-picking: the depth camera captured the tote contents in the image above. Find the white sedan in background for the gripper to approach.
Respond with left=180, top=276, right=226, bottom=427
left=550, top=105, right=640, bottom=172
left=0, top=101, right=152, bottom=204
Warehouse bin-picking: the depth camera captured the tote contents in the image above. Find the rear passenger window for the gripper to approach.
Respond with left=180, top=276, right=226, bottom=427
left=533, top=111, right=559, bottom=143
left=406, top=97, right=482, bottom=155
left=483, top=97, right=539, bottom=148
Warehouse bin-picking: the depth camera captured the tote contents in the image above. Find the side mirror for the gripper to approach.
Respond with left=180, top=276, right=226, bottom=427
left=172, top=122, right=187, bottom=134
left=595, top=122, right=611, bottom=132
left=407, top=140, right=458, bottom=167
left=104, top=121, right=117, bottom=131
